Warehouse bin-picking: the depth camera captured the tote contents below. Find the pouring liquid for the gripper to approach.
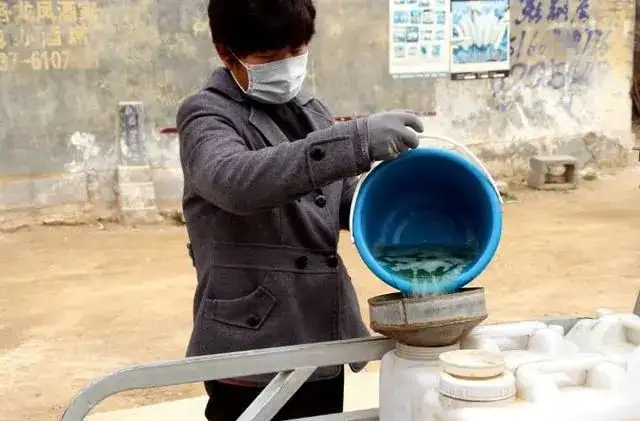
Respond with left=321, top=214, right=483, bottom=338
left=373, top=244, right=478, bottom=296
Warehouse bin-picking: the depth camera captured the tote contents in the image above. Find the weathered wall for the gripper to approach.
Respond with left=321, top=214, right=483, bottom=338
left=0, top=0, right=436, bottom=175
left=430, top=0, right=635, bottom=175
left=0, top=0, right=635, bottom=229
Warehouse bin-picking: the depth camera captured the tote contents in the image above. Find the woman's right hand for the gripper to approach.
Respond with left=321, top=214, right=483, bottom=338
left=360, top=111, right=424, bottom=161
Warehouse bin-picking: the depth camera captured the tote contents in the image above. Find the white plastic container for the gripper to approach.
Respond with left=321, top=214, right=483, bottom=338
left=379, top=342, right=460, bottom=421
left=424, top=351, right=638, bottom=421
left=461, top=321, right=579, bottom=371
left=461, top=321, right=548, bottom=352
left=566, top=309, right=640, bottom=369
left=514, top=354, right=627, bottom=401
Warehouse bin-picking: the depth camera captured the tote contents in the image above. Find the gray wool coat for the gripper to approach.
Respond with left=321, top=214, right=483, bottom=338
left=177, top=67, right=373, bottom=384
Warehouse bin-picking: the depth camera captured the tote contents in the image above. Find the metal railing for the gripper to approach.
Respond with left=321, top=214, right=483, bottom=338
left=60, top=336, right=393, bottom=421
left=59, top=316, right=595, bottom=421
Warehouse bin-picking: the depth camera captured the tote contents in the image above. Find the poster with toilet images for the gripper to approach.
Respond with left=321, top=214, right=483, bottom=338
left=389, top=0, right=452, bottom=79
left=449, top=0, right=510, bottom=80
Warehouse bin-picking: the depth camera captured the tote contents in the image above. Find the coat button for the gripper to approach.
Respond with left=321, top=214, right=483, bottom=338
left=314, top=195, right=327, bottom=208
left=295, top=256, right=308, bottom=269
left=310, top=147, right=325, bottom=161
left=326, top=255, right=339, bottom=268
left=246, top=315, right=260, bottom=328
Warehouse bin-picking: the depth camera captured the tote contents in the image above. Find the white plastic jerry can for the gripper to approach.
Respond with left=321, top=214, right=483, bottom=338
left=430, top=351, right=638, bottom=421
left=461, top=321, right=548, bottom=352
left=420, top=349, right=519, bottom=421
left=511, top=354, right=637, bottom=421
left=566, top=309, right=640, bottom=369
left=461, top=321, right=579, bottom=371
left=515, top=354, right=627, bottom=402
left=379, top=342, right=460, bottom=421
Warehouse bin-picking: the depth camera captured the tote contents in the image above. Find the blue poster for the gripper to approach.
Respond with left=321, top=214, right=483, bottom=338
left=450, top=0, right=510, bottom=79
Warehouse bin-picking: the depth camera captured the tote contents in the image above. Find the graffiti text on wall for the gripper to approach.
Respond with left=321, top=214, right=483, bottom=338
left=0, top=0, right=100, bottom=73
left=492, top=27, right=610, bottom=93
left=491, top=0, right=610, bottom=115
left=514, top=0, right=591, bottom=25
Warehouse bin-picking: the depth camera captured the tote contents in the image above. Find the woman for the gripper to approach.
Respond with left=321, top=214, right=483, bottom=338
left=177, top=0, right=424, bottom=419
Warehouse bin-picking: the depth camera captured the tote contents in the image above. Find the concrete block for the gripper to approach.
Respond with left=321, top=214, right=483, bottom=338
left=117, top=165, right=158, bottom=223
left=527, top=155, right=578, bottom=191
left=118, top=165, right=154, bottom=184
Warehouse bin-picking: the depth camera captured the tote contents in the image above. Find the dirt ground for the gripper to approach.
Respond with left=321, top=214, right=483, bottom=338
left=1, top=168, right=640, bottom=421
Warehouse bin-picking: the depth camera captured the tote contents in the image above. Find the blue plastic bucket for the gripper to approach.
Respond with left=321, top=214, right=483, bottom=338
left=350, top=144, right=502, bottom=296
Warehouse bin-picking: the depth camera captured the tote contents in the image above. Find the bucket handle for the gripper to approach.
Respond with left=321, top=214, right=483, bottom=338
left=348, top=134, right=503, bottom=243
left=417, top=134, right=503, bottom=205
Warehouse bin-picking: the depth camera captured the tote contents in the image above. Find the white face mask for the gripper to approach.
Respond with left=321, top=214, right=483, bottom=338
left=233, top=52, right=308, bottom=104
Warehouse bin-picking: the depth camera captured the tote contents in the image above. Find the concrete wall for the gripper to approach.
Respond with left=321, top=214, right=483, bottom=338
left=0, top=0, right=635, bottom=229
left=0, top=0, right=436, bottom=175
left=430, top=0, right=636, bottom=176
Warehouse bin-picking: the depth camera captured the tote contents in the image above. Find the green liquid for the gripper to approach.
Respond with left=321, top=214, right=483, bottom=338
left=373, top=244, right=478, bottom=296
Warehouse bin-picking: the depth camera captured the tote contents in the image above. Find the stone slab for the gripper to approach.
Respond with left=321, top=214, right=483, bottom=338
left=527, top=155, right=578, bottom=190
left=530, top=155, right=578, bottom=165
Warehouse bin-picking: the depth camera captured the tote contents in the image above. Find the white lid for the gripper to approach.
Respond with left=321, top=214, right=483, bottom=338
left=439, top=350, right=505, bottom=379
left=439, top=370, right=516, bottom=402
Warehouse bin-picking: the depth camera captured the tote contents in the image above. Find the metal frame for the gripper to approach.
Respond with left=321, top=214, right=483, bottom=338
left=60, top=317, right=588, bottom=421
left=61, top=336, right=394, bottom=421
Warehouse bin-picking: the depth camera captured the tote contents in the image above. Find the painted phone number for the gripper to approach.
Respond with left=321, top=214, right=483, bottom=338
left=0, top=50, right=98, bottom=72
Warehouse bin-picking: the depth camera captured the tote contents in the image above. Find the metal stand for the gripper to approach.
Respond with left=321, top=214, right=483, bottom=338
left=60, top=317, right=586, bottom=421
left=60, top=336, right=394, bottom=421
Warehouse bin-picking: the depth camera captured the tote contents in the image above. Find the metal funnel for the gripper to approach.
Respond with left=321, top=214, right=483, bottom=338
left=368, top=288, right=488, bottom=347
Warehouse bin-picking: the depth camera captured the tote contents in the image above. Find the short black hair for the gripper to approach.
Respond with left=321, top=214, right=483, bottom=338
left=208, top=0, right=316, bottom=57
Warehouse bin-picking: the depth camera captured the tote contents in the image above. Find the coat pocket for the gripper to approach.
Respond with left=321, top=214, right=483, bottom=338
left=208, top=286, right=278, bottom=330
